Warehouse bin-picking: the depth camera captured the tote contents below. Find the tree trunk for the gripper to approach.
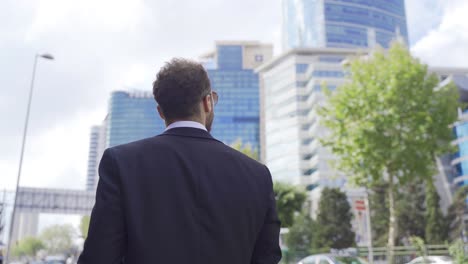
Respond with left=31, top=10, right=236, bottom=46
left=387, top=174, right=397, bottom=264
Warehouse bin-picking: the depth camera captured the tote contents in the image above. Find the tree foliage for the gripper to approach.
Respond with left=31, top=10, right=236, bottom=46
left=398, top=182, right=426, bottom=242
left=425, top=182, right=448, bottom=244
left=285, top=212, right=317, bottom=253
left=40, top=224, right=75, bottom=254
left=370, top=182, right=389, bottom=246
left=11, top=236, right=45, bottom=257
left=371, top=181, right=428, bottom=246
left=449, top=239, right=468, bottom=264
left=230, top=140, right=259, bottom=160
left=314, top=188, right=355, bottom=250
left=448, top=186, right=468, bottom=241
left=273, top=182, right=307, bottom=227
left=319, top=42, right=459, bottom=262
left=80, top=216, right=90, bottom=240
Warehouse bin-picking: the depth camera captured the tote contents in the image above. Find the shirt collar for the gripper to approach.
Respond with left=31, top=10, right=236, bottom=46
left=165, top=121, right=207, bottom=132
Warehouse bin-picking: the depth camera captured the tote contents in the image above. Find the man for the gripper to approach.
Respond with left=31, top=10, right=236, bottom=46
left=79, top=59, right=282, bottom=263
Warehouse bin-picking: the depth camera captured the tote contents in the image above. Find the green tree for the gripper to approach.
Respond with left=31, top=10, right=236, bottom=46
left=273, top=182, right=307, bottom=227
left=314, top=188, right=355, bottom=250
left=448, top=186, right=468, bottom=241
left=370, top=182, right=389, bottom=246
left=285, top=212, right=317, bottom=253
left=11, top=236, right=45, bottom=257
left=398, top=182, right=426, bottom=242
left=231, top=140, right=259, bottom=160
left=80, top=216, right=90, bottom=239
left=449, top=239, right=468, bottom=264
left=40, top=224, right=75, bottom=254
left=409, top=236, right=428, bottom=260
left=371, top=181, right=427, bottom=246
left=425, top=181, right=448, bottom=244
left=319, top=43, right=459, bottom=262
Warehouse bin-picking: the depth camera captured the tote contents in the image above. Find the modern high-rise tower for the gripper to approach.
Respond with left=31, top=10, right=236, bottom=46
left=86, top=90, right=166, bottom=191
left=85, top=121, right=108, bottom=191
left=201, top=41, right=273, bottom=152
left=106, top=90, right=166, bottom=148
left=257, top=48, right=368, bottom=186
left=282, top=0, right=409, bottom=50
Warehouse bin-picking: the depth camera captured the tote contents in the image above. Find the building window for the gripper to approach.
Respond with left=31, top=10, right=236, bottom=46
left=303, top=168, right=318, bottom=176
left=255, top=55, right=264, bottom=62
left=296, top=64, right=309, bottom=73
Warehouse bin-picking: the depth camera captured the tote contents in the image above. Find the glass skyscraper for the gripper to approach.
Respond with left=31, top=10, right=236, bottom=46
left=201, top=41, right=273, bottom=152
left=86, top=90, right=165, bottom=191
left=447, top=74, right=468, bottom=189
left=282, top=0, right=409, bottom=50
left=107, top=90, right=165, bottom=147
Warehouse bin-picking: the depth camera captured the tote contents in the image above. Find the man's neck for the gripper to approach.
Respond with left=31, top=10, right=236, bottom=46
left=165, top=120, right=207, bottom=131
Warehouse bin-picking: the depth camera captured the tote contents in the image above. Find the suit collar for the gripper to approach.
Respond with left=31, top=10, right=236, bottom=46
left=160, top=127, right=221, bottom=142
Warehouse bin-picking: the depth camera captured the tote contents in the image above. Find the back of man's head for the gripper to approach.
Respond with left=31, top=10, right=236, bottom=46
left=153, top=58, right=211, bottom=121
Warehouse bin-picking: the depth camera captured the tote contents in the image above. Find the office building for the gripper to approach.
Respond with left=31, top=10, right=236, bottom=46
left=440, top=71, right=468, bottom=196
left=107, top=90, right=165, bottom=147
left=201, top=41, right=273, bottom=152
left=85, top=121, right=107, bottom=191
left=86, top=90, right=165, bottom=191
left=256, top=47, right=370, bottom=244
left=256, top=47, right=368, bottom=186
left=282, top=0, right=409, bottom=50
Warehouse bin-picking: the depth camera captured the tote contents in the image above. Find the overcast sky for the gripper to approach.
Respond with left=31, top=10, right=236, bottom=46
left=1, top=0, right=468, bottom=194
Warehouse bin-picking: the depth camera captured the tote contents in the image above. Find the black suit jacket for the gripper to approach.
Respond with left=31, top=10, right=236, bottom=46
left=78, top=127, right=282, bottom=264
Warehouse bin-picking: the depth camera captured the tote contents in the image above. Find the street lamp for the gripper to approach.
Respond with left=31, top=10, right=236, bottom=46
left=5, top=53, right=54, bottom=263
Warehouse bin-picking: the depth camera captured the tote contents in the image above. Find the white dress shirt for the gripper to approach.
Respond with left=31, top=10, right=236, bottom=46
left=165, top=121, right=207, bottom=132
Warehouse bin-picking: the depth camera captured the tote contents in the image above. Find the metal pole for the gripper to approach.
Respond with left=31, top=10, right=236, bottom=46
left=5, top=54, right=39, bottom=263
left=365, top=189, right=374, bottom=264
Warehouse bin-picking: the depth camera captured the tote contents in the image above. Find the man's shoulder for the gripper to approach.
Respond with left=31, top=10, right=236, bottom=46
left=108, top=136, right=164, bottom=154
left=221, top=145, right=267, bottom=171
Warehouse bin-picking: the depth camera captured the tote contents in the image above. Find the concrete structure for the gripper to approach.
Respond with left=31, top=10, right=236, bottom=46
left=282, top=0, right=408, bottom=50
left=201, top=41, right=273, bottom=151
left=256, top=47, right=368, bottom=187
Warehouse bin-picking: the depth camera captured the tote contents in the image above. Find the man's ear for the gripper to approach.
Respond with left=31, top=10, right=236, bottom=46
left=157, top=105, right=165, bottom=120
left=202, top=95, right=212, bottom=113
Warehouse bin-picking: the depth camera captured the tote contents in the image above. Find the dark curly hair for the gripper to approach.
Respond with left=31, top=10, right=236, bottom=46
left=153, top=58, right=211, bottom=121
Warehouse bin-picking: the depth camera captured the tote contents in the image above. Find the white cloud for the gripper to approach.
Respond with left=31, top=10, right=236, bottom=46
left=0, top=0, right=281, bottom=193
left=405, top=0, right=444, bottom=45
left=411, top=0, right=468, bottom=67
left=1, top=0, right=464, bottom=194
left=1, top=109, right=105, bottom=190
left=0, top=0, right=464, bottom=232
left=26, top=0, right=148, bottom=40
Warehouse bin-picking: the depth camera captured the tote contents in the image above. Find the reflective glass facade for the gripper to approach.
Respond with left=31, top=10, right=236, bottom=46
left=282, top=0, right=409, bottom=50
left=107, top=91, right=165, bottom=147
left=204, top=43, right=273, bottom=152
left=453, top=113, right=468, bottom=187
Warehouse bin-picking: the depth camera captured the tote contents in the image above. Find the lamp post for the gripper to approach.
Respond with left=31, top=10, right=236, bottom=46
left=5, top=53, right=54, bottom=263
